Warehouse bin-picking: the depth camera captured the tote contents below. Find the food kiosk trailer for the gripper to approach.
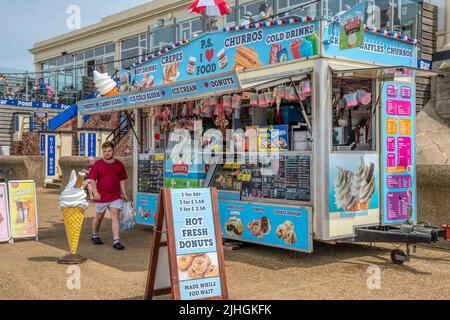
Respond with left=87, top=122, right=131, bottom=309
left=78, top=10, right=449, bottom=264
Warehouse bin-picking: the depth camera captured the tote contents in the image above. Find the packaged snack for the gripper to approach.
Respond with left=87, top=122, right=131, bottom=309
left=250, top=93, right=259, bottom=106
left=301, top=79, right=312, bottom=97
left=223, top=95, right=232, bottom=108
left=264, top=91, right=274, bottom=106
left=258, top=93, right=268, bottom=108
left=210, top=96, right=218, bottom=106
left=343, top=91, right=358, bottom=109
left=357, top=89, right=372, bottom=106
left=278, top=85, right=286, bottom=99
left=232, top=94, right=243, bottom=110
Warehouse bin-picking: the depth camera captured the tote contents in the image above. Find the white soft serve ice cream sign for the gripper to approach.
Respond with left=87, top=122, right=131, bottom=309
left=329, top=154, right=380, bottom=218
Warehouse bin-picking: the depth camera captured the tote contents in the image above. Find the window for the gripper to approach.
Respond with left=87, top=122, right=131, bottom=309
left=75, top=52, right=84, bottom=62
left=278, top=0, right=319, bottom=18
left=85, top=49, right=94, bottom=59
left=179, top=18, right=203, bottom=40
left=105, top=43, right=115, bottom=54
left=121, top=34, right=148, bottom=68
left=332, top=77, right=376, bottom=152
left=94, top=46, right=105, bottom=57
left=65, top=55, right=75, bottom=64
left=150, top=27, right=176, bottom=51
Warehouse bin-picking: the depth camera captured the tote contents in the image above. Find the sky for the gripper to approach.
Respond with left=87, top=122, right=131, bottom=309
left=0, top=0, right=150, bottom=73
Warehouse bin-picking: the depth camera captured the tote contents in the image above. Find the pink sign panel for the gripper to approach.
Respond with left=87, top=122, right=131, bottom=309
left=387, top=175, right=412, bottom=189
left=387, top=154, right=396, bottom=167
left=387, top=100, right=412, bottom=116
left=0, top=184, right=10, bottom=242
left=398, top=137, right=412, bottom=167
left=387, top=85, right=398, bottom=98
left=387, top=137, right=396, bottom=152
left=387, top=191, right=410, bottom=221
left=401, top=86, right=412, bottom=99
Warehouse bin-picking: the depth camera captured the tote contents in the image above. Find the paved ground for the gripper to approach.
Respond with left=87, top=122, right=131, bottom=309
left=0, top=188, right=449, bottom=300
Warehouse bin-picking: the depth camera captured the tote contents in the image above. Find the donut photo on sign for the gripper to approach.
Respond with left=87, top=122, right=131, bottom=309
left=177, top=253, right=220, bottom=280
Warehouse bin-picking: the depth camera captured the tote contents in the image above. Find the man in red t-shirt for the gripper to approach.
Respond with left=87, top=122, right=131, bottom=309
left=88, top=141, right=129, bottom=250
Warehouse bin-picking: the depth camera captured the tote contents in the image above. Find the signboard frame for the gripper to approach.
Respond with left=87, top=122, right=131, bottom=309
left=0, top=183, right=12, bottom=243
left=7, top=180, right=39, bottom=241
left=145, top=188, right=228, bottom=300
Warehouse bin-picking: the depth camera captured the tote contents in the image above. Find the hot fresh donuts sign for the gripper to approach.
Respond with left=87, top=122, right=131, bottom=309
left=145, top=188, right=228, bottom=300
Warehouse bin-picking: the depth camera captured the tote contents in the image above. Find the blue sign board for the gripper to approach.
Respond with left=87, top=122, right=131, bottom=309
left=219, top=201, right=312, bottom=252
left=40, top=135, right=45, bottom=156
left=87, top=133, right=96, bottom=157
left=78, top=72, right=240, bottom=114
left=418, top=59, right=432, bottom=71
left=170, top=189, right=223, bottom=300
left=47, top=135, right=56, bottom=177
left=324, top=24, right=417, bottom=68
left=381, top=82, right=416, bottom=224
left=79, top=133, right=86, bottom=157
left=132, top=21, right=319, bottom=88
left=0, top=98, right=71, bottom=110
left=135, top=193, right=158, bottom=226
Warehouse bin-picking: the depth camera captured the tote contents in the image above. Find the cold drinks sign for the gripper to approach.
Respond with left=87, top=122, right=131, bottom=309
left=145, top=188, right=228, bottom=300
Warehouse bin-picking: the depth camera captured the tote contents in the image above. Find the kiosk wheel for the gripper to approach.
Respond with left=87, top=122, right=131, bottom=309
left=391, top=249, right=407, bottom=265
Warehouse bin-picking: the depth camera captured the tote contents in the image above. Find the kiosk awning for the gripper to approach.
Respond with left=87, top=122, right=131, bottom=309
left=238, top=61, right=313, bottom=90
left=78, top=71, right=241, bottom=115
left=331, top=65, right=450, bottom=80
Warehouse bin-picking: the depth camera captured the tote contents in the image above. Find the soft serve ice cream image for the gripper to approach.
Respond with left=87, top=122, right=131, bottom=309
left=93, top=65, right=118, bottom=97
left=59, top=170, right=89, bottom=264
left=334, top=158, right=376, bottom=212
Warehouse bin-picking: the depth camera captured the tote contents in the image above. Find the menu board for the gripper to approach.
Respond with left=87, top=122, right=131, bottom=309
left=241, top=154, right=311, bottom=203
left=382, top=82, right=416, bottom=224
left=138, top=154, right=164, bottom=194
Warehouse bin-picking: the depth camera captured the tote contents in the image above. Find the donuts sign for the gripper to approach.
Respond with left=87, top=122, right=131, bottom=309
left=145, top=188, right=228, bottom=300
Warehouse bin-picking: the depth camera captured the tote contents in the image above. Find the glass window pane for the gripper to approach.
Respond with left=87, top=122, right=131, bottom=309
left=122, top=36, right=139, bottom=50
left=105, top=43, right=115, bottom=54
left=57, top=56, right=65, bottom=66
left=75, top=52, right=84, bottom=61
left=400, top=0, right=419, bottom=37
left=85, top=50, right=94, bottom=59
left=278, top=0, right=288, bottom=9
left=325, top=0, right=341, bottom=16
left=192, top=19, right=203, bottom=32
left=94, top=46, right=105, bottom=56
left=227, top=7, right=236, bottom=23
left=152, top=27, right=175, bottom=49
left=65, top=55, right=75, bottom=64
left=121, top=48, right=139, bottom=60
left=105, top=56, right=115, bottom=76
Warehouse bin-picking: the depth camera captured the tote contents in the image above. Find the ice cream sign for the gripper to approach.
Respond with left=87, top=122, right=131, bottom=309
left=339, top=2, right=367, bottom=50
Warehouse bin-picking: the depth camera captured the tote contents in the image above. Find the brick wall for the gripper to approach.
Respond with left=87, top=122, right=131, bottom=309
left=84, top=112, right=120, bottom=130
left=12, top=141, right=23, bottom=156
left=115, top=130, right=133, bottom=157
left=21, top=132, right=41, bottom=156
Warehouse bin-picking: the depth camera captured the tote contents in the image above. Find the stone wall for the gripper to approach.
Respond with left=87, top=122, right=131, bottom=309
left=0, top=156, right=45, bottom=186
left=417, top=165, right=450, bottom=226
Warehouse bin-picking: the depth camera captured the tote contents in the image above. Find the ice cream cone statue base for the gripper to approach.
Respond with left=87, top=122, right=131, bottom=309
left=58, top=171, right=89, bottom=265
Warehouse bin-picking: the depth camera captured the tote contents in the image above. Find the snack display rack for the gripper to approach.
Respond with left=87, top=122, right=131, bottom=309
left=78, top=11, right=449, bottom=262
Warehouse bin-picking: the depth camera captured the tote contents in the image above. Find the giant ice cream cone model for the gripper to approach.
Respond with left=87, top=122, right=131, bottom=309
left=58, top=170, right=89, bottom=265
left=94, top=65, right=118, bottom=97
